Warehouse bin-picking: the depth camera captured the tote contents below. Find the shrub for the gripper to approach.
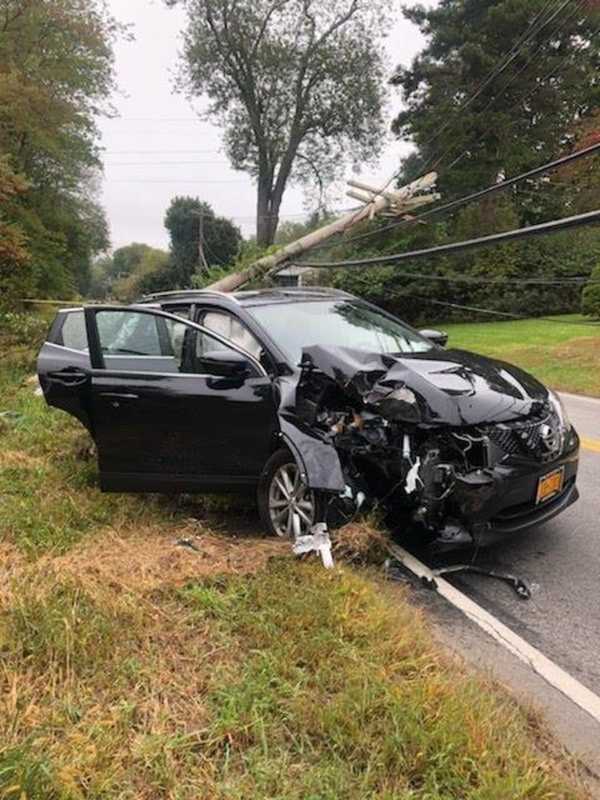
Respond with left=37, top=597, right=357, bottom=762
left=582, top=264, right=600, bottom=318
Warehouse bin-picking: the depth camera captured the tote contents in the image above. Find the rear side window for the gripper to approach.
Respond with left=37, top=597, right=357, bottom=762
left=60, top=311, right=88, bottom=351
left=96, top=310, right=171, bottom=356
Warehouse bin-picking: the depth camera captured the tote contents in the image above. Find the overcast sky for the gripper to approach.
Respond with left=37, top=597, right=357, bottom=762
left=98, top=0, right=438, bottom=251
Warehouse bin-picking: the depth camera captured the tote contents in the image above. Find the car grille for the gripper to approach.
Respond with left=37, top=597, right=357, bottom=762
left=486, top=412, right=563, bottom=463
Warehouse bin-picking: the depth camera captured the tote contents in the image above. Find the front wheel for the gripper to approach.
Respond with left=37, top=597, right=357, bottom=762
left=258, top=449, right=326, bottom=537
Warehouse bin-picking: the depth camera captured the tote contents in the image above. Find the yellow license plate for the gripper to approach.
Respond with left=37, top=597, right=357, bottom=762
left=536, top=467, right=565, bottom=504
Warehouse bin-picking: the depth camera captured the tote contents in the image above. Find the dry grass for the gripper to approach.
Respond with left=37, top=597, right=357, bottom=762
left=52, top=521, right=290, bottom=595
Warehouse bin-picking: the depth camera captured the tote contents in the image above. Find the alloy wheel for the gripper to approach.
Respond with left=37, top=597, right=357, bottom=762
left=268, top=462, right=316, bottom=537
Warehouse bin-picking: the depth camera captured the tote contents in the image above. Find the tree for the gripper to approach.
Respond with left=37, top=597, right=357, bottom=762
left=391, top=0, right=600, bottom=203
left=0, top=158, right=31, bottom=308
left=0, top=0, right=121, bottom=302
left=89, top=244, right=171, bottom=301
left=168, top=0, right=389, bottom=245
left=164, top=197, right=242, bottom=287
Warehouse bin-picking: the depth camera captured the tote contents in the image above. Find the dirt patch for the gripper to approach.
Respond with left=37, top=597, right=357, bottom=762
left=0, top=450, right=47, bottom=469
left=0, top=542, right=27, bottom=604
left=50, top=520, right=291, bottom=596
left=552, top=337, right=600, bottom=362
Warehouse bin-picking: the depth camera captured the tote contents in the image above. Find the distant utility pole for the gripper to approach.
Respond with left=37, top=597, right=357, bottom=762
left=191, top=209, right=209, bottom=272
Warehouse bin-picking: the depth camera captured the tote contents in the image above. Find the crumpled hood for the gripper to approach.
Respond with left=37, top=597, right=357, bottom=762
left=301, top=345, right=550, bottom=427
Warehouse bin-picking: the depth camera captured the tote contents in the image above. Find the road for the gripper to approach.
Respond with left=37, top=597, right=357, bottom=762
left=401, top=392, right=600, bottom=773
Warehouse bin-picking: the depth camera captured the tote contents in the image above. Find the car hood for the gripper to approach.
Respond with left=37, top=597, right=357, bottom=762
left=301, top=345, right=550, bottom=427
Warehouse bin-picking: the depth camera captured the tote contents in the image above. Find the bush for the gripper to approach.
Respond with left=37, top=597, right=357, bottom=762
left=582, top=265, right=600, bottom=318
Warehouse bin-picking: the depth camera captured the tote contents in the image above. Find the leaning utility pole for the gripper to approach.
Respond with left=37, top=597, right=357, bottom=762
left=207, top=173, right=440, bottom=292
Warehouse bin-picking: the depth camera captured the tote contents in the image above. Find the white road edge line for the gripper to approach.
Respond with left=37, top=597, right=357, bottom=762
left=387, top=543, right=600, bottom=726
left=559, top=391, right=600, bottom=406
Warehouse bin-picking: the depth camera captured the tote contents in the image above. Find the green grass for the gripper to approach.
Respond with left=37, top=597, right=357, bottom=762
left=444, top=314, right=600, bottom=396
left=0, top=314, right=591, bottom=798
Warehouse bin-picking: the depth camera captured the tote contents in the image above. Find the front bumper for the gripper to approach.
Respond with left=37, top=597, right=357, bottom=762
left=432, top=431, right=580, bottom=549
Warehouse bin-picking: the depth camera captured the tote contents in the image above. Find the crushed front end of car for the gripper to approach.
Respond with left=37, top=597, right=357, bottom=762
left=285, top=345, right=579, bottom=548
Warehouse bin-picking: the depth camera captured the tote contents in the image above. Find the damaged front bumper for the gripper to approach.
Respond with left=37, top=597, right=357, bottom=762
left=283, top=345, right=581, bottom=550
left=427, top=438, right=580, bottom=549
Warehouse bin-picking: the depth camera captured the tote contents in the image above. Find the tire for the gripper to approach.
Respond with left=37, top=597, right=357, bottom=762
left=258, top=448, right=326, bottom=537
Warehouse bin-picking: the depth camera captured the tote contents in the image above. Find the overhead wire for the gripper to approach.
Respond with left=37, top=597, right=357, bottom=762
left=293, top=207, right=600, bottom=269
left=384, top=294, right=600, bottom=327
left=376, top=0, right=574, bottom=195
left=428, top=0, right=588, bottom=174
left=316, top=0, right=590, bottom=256
left=299, top=140, right=600, bottom=258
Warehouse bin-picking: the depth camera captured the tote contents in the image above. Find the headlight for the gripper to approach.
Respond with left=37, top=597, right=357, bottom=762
left=548, top=390, right=571, bottom=432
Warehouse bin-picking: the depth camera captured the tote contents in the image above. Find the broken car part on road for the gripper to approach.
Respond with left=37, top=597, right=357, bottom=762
left=37, top=288, right=579, bottom=548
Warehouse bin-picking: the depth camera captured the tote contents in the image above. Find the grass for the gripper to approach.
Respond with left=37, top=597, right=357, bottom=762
left=0, top=313, right=592, bottom=798
left=444, top=314, right=600, bottom=397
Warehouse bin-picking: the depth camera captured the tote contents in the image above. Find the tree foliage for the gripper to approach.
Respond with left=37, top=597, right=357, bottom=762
left=169, top=0, right=389, bottom=245
left=0, top=158, right=30, bottom=308
left=329, top=0, right=600, bottom=325
left=391, top=0, right=600, bottom=202
left=164, top=197, right=242, bottom=287
left=89, top=244, right=171, bottom=301
left=582, top=263, right=600, bottom=319
left=0, top=0, right=120, bottom=303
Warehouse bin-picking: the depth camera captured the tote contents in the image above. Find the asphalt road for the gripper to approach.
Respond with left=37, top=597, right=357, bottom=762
left=421, top=391, right=600, bottom=696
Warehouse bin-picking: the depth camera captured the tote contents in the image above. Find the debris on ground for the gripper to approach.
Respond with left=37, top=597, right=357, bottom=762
left=175, top=536, right=202, bottom=552
left=72, top=432, right=96, bottom=461
left=292, top=521, right=334, bottom=568
left=23, top=374, right=43, bottom=396
left=428, top=563, right=532, bottom=600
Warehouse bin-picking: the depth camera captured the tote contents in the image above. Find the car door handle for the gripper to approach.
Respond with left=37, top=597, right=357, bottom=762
left=98, top=392, right=139, bottom=410
left=48, top=368, right=89, bottom=387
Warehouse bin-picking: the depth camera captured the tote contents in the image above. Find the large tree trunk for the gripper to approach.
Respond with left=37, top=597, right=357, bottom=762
left=256, top=174, right=273, bottom=246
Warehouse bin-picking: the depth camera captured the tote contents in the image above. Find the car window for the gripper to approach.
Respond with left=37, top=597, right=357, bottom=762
left=97, top=310, right=166, bottom=356
left=93, top=310, right=258, bottom=377
left=61, top=311, right=88, bottom=351
left=198, top=310, right=263, bottom=360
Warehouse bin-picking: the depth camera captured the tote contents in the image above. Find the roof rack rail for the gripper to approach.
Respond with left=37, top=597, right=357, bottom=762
left=139, top=289, right=239, bottom=303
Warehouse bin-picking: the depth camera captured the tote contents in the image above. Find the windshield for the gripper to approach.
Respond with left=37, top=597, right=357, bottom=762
left=247, top=300, right=434, bottom=364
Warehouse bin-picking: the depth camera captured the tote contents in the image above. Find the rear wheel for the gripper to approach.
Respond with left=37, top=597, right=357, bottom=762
left=258, top=449, right=325, bottom=537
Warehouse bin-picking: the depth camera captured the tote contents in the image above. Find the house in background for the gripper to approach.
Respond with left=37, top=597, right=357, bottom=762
left=272, top=265, right=318, bottom=287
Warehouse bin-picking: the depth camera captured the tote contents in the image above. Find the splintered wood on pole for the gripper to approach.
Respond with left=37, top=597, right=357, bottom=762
left=207, top=173, right=440, bottom=292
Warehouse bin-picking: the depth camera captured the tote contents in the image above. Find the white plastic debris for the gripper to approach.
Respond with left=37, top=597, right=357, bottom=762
left=405, top=457, right=422, bottom=494
left=292, top=521, right=334, bottom=569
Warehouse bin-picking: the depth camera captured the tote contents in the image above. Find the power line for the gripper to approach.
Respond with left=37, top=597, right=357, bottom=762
left=307, top=139, right=600, bottom=255
left=429, top=0, right=588, bottom=174
left=102, top=150, right=222, bottom=154
left=359, top=271, right=600, bottom=287
left=402, top=295, right=600, bottom=327
left=105, top=178, right=248, bottom=184
left=105, top=160, right=232, bottom=166
left=376, top=0, right=574, bottom=196
left=295, top=207, right=600, bottom=269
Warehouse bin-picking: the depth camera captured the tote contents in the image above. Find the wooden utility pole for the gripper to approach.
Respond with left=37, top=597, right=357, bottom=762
left=191, top=210, right=209, bottom=272
left=207, top=173, right=440, bottom=293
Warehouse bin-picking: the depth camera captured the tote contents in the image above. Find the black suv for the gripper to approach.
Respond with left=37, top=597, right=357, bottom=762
left=37, top=287, right=579, bottom=547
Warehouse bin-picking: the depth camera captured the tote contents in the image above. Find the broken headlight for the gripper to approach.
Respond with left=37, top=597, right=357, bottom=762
left=548, top=390, right=571, bottom=434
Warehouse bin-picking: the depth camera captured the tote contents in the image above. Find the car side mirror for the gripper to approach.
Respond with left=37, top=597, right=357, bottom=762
left=200, top=349, right=255, bottom=378
left=419, top=328, right=449, bottom=348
